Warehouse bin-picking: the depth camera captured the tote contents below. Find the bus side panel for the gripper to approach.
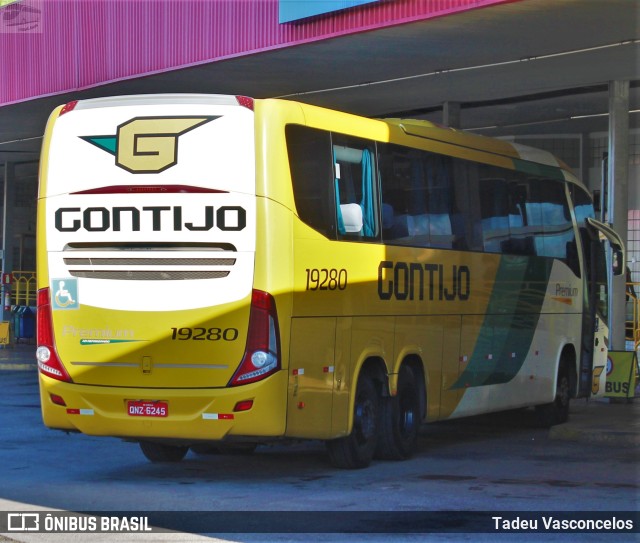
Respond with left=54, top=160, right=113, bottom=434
left=450, top=258, right=583, bottom=418
left=350, top=315, right=395, bottom=387
left=438, top=317, right=463, bottom=420
left=393, top=315, right=447, bottom=421
left=332, top=317, right=353, bottom=437
left=286, top=317, right=337, bottom=439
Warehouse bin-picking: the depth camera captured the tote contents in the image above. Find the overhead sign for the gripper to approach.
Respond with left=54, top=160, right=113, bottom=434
left=279, top=0, right=383, bottom=23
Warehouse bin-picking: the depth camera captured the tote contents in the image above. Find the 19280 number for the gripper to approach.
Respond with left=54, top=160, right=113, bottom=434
left=171, top=327, right=239, bottom=341
left=305, top=268, right=348, bottom=291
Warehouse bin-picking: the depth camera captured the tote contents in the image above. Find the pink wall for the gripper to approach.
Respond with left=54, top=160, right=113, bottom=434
left=0, top=0, right=517, bottom=106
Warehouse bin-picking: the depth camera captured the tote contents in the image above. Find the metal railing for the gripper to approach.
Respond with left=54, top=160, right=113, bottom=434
left=626, top=281, right=640, bottom=350
left=12, top=271, right=37, bottom=307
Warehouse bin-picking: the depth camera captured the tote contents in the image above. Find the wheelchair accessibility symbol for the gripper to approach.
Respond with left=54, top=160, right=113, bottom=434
left=52, top=278, right=79, bottom=310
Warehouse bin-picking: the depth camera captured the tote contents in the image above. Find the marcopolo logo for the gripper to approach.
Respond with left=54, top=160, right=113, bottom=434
left=81, top=116, right=218, bottom=174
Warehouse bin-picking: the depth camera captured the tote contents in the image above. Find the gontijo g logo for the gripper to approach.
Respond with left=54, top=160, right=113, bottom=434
left=80, top=116, right=218, bottom=174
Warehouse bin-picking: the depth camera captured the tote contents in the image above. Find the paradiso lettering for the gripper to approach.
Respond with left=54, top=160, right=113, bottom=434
left=54, top=206, right=246, bottom=232
left=378, top=260, right=471, bottom=301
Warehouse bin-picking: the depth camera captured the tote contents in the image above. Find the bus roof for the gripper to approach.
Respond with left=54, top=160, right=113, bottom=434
left=383, top=118, right=581, bottom=186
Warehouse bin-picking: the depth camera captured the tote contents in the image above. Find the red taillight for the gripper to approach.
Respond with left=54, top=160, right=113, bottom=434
left=236, top=96, right=254, bottom=111
left=229, top=290, right=280, bottom=386
left=36, top=288, right=72, bottom=383
left=59, top=101, right=78, bottom=116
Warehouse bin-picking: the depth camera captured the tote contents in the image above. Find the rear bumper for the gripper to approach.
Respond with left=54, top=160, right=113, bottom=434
left=38, top=370, right=288, bottom=441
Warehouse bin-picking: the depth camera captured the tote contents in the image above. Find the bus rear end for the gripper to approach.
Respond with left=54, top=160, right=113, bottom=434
left=37, top=95, right=286, bottom=459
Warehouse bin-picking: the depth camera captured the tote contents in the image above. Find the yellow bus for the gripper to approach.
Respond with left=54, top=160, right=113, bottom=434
left=36, top=95, right=624, bottom=468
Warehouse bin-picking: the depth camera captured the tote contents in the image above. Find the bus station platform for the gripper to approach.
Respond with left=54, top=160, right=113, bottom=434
left=1, top=343, right=638, bottom=448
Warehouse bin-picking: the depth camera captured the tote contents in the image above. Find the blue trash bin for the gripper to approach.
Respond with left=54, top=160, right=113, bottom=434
left=11, top=306, right=20, bottom=338
left=17, top=306, right=35, bottom=339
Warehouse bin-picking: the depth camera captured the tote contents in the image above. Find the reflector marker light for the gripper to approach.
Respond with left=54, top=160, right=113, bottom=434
left=323, top=366, right=335, bottom=373
left=236, top=96, right=254, bottom=110
left=50, top=394, right=66, bottom=406
left=202, top=413, right=235, bottom=420
left=292, top=368, right=304, bottom=376
left=233, top=400, right=254, bottom=412
left=59, top=101, right=78, bottom=116
left=66, top=409, right=94, bottom=416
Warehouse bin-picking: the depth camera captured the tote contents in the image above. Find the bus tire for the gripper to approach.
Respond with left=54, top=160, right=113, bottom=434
left=326, top=374, right=380, bottom=469
left=139, top=441, right=189, bottom=463
left=535, top=366, right=571, bottom=427
left=376, top=365, right=421, bottom=460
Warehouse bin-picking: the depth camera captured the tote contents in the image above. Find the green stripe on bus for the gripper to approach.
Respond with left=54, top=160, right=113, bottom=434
left=453, top=255, right=552, bottom=389
left=513, top=158, right=564, bottom=180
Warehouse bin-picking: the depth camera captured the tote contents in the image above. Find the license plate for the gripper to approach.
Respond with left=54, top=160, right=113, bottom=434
left=127, top=400, right=168, bottom=418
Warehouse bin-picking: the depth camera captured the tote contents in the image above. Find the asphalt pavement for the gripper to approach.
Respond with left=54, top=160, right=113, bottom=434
left=0, top=342, right=637, bottom=543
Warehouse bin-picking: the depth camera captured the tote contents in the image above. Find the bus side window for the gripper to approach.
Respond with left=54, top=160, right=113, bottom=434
left=332, top=135, right=379, bottom=240
left=479, top=178, right=510, bottom=253
left=378, top=145, right=411, bottom=244
left=570, top=186, right=596, bottom=278
left=379, top=145, right=466, bottom=250
left=452, top=160, right=481, bottom=251
left=423, top=154, right=455, bottom=249
left=286, top=125, right=336, bottom=239
left=527, top=179, right=575, bottom=263
left=503, top=182, right=535, bottom=256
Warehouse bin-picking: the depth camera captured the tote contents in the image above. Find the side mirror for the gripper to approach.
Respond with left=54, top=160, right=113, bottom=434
left=585, top=218, right=626, bottom=276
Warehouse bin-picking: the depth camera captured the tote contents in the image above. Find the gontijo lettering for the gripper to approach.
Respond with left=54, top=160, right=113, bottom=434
left=378, top=260, right=470, bottom=301
left=54, top=205, right=246, bottom=232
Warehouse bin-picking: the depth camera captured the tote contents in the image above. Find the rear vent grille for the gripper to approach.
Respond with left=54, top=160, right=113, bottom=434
left=62, top=244, right=236, bottom=281
left=69, top=270, right=229, bottom=281
left=64, top=258, right=235, bottom=266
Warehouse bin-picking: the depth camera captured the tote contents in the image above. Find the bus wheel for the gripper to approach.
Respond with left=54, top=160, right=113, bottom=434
left=376, top=365, right=420, bottom=460
left=326, top=374, right=380, bottom=469
left=139, top=442, right=189, bottom=463
left=535, top=367, right=571, bottom=427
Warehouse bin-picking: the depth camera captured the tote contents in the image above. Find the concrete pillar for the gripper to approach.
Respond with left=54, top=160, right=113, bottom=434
left=2, top=161, right=16, bottom=322
left=442, top=101, right=461, bottom=129
left=607, top=80, right=630, bottom=350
